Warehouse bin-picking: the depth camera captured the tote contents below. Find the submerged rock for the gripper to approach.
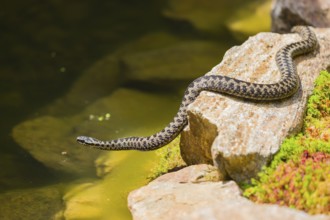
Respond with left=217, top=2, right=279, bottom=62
left=227, top=0, right=272, bottom=40
left=12, top=115, right=99, bottom=176
left=44, top=31, right=181, bottom=116
left=0, top=185, right=63, bottom=220
left=63, top=150, right=158, bottom=220
left=45, top=55, right=122, bottom=115
left=128, top=165, right=330, bottom=220
left=180, top=28, right=330, bottom=182
left=44, top=32, right=229, bottom=116
left=122, top=41, right=227, bottom=82
left=163, top=0, right=259, bottom=34
left=13, top=88, right=180, bottom=175
left=271, top=0, right=330, bottom=32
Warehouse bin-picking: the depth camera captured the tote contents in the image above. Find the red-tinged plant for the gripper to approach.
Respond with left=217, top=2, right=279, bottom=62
left=246, top=151, right=330, bottom=215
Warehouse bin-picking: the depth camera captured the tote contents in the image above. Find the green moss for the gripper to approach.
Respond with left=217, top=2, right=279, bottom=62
left=244, top=71, right=330, bottom=215
left=245, top=152, right=330, bottom=215
left=304, top=70, right=330, bottom=142
left=305, top=70, right=330, bottom=122
left=148, top=136, right=186, bottom=180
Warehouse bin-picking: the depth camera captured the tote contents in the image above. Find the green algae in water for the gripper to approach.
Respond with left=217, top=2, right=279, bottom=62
left=63, top=150, right=159, bottom=219
left=227, top=0, right=272, bottom=40
left=0, top=185, right=64, bottom=220
left=60, top=88, right=182, bottom=219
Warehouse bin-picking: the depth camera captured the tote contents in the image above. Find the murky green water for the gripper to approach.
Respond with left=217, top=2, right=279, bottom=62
left=0, top=0, right=271, bottom=219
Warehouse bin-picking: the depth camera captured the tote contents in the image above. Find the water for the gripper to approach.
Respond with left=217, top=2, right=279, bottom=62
left=0, top=0, right=270, bottom=219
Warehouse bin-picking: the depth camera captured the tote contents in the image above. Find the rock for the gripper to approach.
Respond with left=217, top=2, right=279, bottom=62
left=180, top=28, right=330, bottom=182
left=154, top=164, right=223, bottom=183
left=271, top=0, right=330, bottom=32
left=0, top=185, right=63, bottom=220
left=12, top=88, right=180, bottom=175
left=128, top=165, right=330, bottom=220
left=189, top=205, right=330, bottom=220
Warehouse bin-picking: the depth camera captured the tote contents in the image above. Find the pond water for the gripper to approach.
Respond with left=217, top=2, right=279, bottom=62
left=0, top=0, right=270, bottom=219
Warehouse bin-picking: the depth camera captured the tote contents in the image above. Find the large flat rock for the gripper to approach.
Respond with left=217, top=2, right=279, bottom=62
left=128, top=165, right=330, bottom=220
left=180, top=28, right=330, bottom=182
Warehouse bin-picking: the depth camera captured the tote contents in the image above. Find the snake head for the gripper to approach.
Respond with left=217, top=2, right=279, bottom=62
left=76, top=136, right=100, bottom=145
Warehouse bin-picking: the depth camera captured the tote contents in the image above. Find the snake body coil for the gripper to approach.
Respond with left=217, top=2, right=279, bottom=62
left=77, top=26, right=318, bottom=151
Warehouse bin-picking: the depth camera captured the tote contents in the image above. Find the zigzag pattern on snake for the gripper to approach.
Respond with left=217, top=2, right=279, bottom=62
left=77, top=26, right=318, bottom=151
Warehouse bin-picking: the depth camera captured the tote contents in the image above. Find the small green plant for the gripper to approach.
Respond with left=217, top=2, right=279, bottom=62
left=245, top=151, right=330, bottom=214
left=304, top=70, right=330, bottom=143
left=305, top=71, right=330, bottom=121
left=244, top=71, right=330, bottom=215
left=148, top=136, right=186, bottom=180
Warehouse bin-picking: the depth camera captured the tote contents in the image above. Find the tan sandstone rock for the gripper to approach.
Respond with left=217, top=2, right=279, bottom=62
left=154, top=164, right=223, bottom=183
left=271, top=0, right=330, bottom=32
left=180, top=28, right=330, bottom=182
left=128, top=165, right=330, bottom=220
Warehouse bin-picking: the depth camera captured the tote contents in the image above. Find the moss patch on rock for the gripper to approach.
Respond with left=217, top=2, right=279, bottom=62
left=244, top=70, right=330, bottom=215
left=247, top=151, right=330, bottom=214
left=148, top=136, right=186, bottom=180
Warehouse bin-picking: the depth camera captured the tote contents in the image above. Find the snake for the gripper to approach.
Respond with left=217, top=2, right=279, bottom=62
left=77, top=26, right=318, bottom=151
